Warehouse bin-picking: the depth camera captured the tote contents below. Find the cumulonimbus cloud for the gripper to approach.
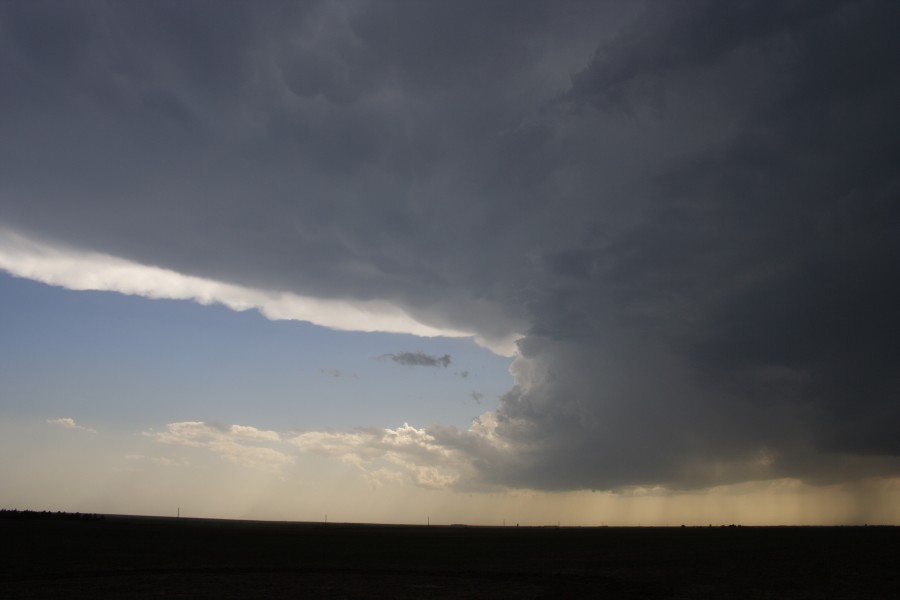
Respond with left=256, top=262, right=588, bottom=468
left=4, top=0, right=900, bottom=494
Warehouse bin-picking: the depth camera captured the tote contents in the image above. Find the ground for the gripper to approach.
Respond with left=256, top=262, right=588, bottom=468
left=2, top=514, right=898, bottom=598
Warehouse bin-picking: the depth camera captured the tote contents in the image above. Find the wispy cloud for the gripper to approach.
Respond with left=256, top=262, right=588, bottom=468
left=378, top=351, right=452, bottom=368
left=289, top=413, right=515, bottom=491
left=290, top=423, right=463, bottom=489
left=145, top=421, right=292, bottom=471
left=137, top=416, right=498, bottom=490
left=46, top=417, right=96, bottom=433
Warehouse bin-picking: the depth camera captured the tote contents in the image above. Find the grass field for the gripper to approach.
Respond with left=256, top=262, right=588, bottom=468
left=2, top=514, right=898, bottom=598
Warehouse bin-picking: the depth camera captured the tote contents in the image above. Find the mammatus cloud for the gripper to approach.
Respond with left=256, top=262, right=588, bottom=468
left=145, top=421, right=292, bottom=471
left=4, top=1, right=900, bottom=493
left=378, top=351, right=451, bottom=368
left=46, top=418, right=96, bottom=433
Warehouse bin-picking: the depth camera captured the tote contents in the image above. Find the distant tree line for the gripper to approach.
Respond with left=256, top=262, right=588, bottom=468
left=0, top=508, right=105, bottom=521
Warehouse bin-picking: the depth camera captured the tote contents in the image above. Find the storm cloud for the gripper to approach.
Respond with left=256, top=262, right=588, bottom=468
left=2, top=1, right=899, bottom=492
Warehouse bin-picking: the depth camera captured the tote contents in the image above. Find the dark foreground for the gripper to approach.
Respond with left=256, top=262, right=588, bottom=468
left=2, top=515, right=898, bottom=599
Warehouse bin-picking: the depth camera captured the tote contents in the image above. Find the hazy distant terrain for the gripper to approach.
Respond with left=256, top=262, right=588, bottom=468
left=2, top=514, right=898, bottom=598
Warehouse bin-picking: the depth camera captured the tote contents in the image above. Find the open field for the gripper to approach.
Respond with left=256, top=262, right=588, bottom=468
left=2, top=514, right=898, bottom=598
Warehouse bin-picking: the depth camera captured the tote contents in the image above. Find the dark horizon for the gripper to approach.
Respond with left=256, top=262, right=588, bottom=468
left=4, top=510, right=900, bottom=599
left=3, top=507, right=897, bottom=530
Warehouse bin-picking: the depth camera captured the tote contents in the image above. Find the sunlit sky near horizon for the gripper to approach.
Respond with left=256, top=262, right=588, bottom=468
left=1, top=0, right=899, bottom=526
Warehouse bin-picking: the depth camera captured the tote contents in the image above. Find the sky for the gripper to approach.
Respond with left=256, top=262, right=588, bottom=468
left=1, top=0, right=899, bottom=525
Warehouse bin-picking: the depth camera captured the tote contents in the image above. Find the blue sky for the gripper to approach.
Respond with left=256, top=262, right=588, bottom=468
left=0, top=272, right=513, bottom=432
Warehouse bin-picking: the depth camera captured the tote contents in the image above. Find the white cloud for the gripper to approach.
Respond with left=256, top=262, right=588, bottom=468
left=146, top=421, right=293, bottom=471
left=46, top=417, right=96, bottom=433
left=290, top=421, right=483, bottom=489
left=135, top=415, right=513, bottom=490
left=0, top=228, right=506, bottom=346
left=230, top=424, right=281, bottom=442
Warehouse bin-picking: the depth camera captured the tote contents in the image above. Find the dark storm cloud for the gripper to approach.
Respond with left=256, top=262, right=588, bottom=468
left=380, top=352, right=451, bottom=369
left=2, top=1, right=899, bottom=491
left=463, top=0, right=900, bottom=490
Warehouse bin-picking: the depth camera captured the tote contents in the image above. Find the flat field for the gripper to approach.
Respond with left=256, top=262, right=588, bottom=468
left=2, top=515, right=898, bottom=598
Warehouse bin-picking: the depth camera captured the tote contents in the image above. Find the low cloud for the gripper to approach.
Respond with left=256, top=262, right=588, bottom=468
left=291, top=422, right=467, bottom=489
left=46, top=417, right=96, bottom=433
left=290, top=414, right=517, bottom=491
left=141, top=418, right=498, bottom=490
left=146, top=421, right=292, bottom=471
left=379, top=352, right=452, bottom=368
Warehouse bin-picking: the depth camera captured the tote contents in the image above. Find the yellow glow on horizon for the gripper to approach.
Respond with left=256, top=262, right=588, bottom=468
left=3, top=417, right=898, bottom=527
